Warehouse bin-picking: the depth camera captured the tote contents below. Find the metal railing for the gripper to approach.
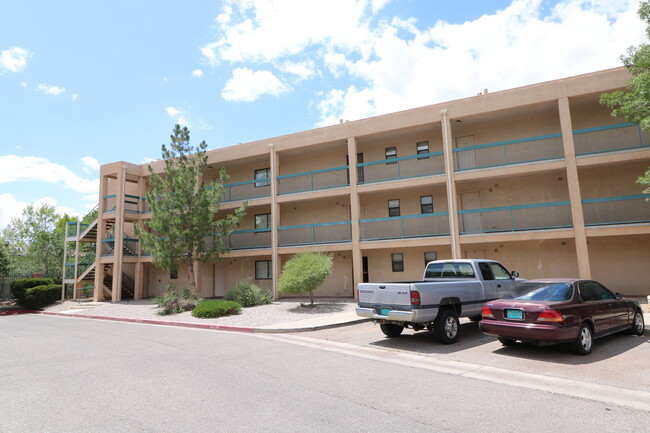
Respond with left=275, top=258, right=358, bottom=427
left=454, top=133, right=564, bottom=171
left=357, top=152, right=445, bottom=184
left=278, top=221, right=352, bottom=246
left=222, top=179, right=271, bottom=202
left=360, top=212, right=450, bottom=241
left=582, top=194, right=650, bottom=226
left=574, top=123, right=650, bottom=156
left=102, top=195, right=117, bottom=213
left=226, top=229, right=272, bottom=250
left=278, top=166, right=349, bottom=195
left=458, top=201, right=573, bottom=234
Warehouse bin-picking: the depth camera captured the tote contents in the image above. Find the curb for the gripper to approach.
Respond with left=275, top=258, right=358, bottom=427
left=0, top=310, right=37, bottom=316
left=38, top=311, right=370, bottom=333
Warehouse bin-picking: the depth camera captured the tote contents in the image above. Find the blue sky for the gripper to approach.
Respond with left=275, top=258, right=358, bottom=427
left=0, top=0, right=645, bottom=228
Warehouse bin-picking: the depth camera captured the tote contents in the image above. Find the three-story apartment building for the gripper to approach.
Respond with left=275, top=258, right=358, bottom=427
left=63, top=67, right=650, bottom=301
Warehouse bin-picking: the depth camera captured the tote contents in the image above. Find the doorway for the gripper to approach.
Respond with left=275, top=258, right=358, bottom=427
left=460, top=191, right=483, bottom=233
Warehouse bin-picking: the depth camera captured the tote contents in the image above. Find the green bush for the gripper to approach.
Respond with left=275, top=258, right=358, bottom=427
left=22, top=284, right=61, bottom=309
left=152, top=285, right=203, bottom=315
left=10, top=278, right=55, bottom=306
left=192, top=300, right=241, bottom=319
left=278, top=252, right=333, bottom=305
left=225, top=280, right=273, bottom=307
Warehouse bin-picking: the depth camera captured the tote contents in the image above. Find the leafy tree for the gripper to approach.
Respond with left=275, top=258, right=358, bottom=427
left=600, top=0, right=650, bottom=194
left=0, top=243, right=10, bottom=277
left=278, top=251, right=333, bottom=306
left=134, top=125, right=247, bottom=294
left=2, top=204, right=67, bottom=276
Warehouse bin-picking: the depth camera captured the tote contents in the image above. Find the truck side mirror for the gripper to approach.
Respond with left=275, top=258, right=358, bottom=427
left=511, top=271, right=519, bottom=278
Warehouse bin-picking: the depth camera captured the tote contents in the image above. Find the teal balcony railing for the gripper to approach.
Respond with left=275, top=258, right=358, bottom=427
left=64, top=263, right=76, bottom=280
left=357, top=152, right=445, bottom=184
left=222, top=179, right=271, bottom=203
left=102, top=195, right=117, bottom=213
left=360, top=212, right=450, bottom=241
left=101, top=237, right=139, bottom=256
left=583, top=194, right=650, bottom=226
left=278, top=221, right=352, bottom=246
left=454, top=133, right=564, bottom=171
left=124, top=195, right=140, bottom=213
left=278, top=166, right=349, bottom=195
left=458, top=201, right=573, bottom=234
left=226, top=229, right=272, bottom=250
left=574, top=123, right=650, bottom=156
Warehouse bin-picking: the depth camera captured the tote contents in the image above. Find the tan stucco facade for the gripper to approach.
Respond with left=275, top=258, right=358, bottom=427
left=87, top=67, right=650, bottom=301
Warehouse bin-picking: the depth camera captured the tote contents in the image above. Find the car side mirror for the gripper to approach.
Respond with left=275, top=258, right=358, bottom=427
left=511, top=271, right=519, bottom=278
left=615, top=292, right=623, bottom=300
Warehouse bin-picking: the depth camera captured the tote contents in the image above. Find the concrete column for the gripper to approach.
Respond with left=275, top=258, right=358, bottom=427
left=347, top=136, right=363, bottom=297
left=558, top=97, right=591, bottom=279
left=94, top=175, right=109, bottom=302
left=269, top=144, right=281, bottom=299
left=112, top=166, right=128, bottom=302
left=134, top=261, right=144, bottom=300
left=441, top=109, right=462, bottom=259
left=72, top=222, right=80, bottom=299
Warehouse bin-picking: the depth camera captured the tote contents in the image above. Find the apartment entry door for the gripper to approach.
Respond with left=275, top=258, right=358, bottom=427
left=455, top=135, right=477, bottom=170
left=460, top=191, right=483, bottom=234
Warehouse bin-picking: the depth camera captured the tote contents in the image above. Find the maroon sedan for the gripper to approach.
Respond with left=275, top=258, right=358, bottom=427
left=479, top=279, right=645, bottom=355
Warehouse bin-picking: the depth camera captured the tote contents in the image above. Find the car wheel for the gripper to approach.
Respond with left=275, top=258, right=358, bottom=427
left=498, top=337, right=517, bottom=346
left=435, top=309, right=460, bottom=344
left=380, top=323, right=404, bottom=338
left=572, top=323, right=593, bottom=355
left=629, top=310, right=645, bottom=336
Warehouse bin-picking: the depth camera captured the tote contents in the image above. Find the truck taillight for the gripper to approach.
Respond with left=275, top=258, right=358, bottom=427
left=481, top=306, right=494, bottom=319
left=355, top=289, right=358, bottom=299
left=411, top=291, right=421, bottom=305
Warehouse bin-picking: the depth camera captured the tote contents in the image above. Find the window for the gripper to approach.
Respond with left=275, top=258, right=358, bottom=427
left=420, top=195, right=433, bottom=214
left=489, top=262, right=513, bottom=280
left=391, top=253, right=404, bottom=272
left=255, top=260, right=272, bottom=280
left=385, top=146, right=397, bottom=164
left=254, top=168, right=270, bottom=187
left=424, top=251, right=437, bottom=266
left=579, top=281, right=615, bottom=302
left=416, top=141, right=429, bottom=159
left=170, top=267, right=178, bottom=280
left=255, top=213, right=271, bottom=230
left=388, top=199, right=400, bottom=217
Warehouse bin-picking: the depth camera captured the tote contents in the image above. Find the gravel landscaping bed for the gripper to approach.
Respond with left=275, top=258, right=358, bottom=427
left=41, top=298, right=357, bottom=327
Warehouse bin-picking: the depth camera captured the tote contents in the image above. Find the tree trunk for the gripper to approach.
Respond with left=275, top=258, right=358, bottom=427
left=309, top=290, right=314, bottom=306
left=187, top=262, right=197, bottom=295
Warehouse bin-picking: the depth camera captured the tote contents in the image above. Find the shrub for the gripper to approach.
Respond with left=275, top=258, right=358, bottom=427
left=152, top=285, right=203, bottom=316
left=22, top=284, right=61, bottom=309
left=192, top=300, right=241, bottom=319
left=278, top=252, right=333, bottom=305
left=225, top=280, right=273, bottom=307
left=10, top=278, right=55, bottom=306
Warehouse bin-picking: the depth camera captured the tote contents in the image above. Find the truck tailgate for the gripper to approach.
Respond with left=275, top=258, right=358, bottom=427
left=358, top=283, right=413, bottom=307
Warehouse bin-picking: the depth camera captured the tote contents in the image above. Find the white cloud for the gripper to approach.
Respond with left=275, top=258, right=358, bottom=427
left=71, top=94, right=79, bottom=101
left=0, top=155, right=98, bottom=195
left=141, top=157, right=156, bottom=164
left=0, top=194, right=85, bottom=229
left=221, top=67, right=289, bottom=101
left=0, top=47, right=31, bottom=73
left=203, top=0, right=645, bottom=126
left=166, top=106, right=181, bottom=117
left=36, top=83, right=66, bottom=96
left=192, top=69, right=204, bottom=78
left=177, top=115, right=191, bottom=127
left=20, top=82, right=27, bottom=88
left=81, top=156, right=100, bottom=174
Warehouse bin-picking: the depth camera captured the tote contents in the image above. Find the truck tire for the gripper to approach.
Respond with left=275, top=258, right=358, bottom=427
left=380, top=323, right=404, bottom=337
left=434, top=308, right=460, bottom=344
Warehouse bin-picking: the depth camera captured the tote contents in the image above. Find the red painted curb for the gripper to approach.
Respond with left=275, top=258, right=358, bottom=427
left=39, top=311, right=254, bottom=333
left=0, top=310, right=37, bottom=316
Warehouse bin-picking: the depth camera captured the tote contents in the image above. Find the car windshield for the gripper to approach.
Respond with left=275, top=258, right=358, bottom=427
left=503, top=282, right=573, bottom=301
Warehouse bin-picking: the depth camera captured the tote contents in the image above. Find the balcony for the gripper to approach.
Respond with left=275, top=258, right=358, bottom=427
left=278, top=166, right=349, bottom=195
left=279, top=221, right=352, bottom=246
left=459, top=201, right=573, bottom=234
left=454, top=133, right=564, bottom=171
left=358, top=152, right=445, bottom=184
left=222, top=179, right=271, bottom=203
left=583, top=194, right=650, bottom=226
left=226, top=229, right=272, bottom=250
left=360, top=212, right=450, bottom=241
left=574, top=123, right=650, bottom=156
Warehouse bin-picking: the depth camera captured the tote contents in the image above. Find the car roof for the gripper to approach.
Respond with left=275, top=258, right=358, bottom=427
left=519, top=278, right=582, bottom=284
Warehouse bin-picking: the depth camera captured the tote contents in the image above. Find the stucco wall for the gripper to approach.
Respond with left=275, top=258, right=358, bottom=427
left=588, top=235, right=650, bottom=296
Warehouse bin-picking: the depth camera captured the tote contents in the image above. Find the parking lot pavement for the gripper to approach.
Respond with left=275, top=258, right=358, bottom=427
left=301, top=318, right=650, bottom=394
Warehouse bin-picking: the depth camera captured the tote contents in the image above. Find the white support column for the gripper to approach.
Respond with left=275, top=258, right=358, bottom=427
left=347, top=136, right=363, bottom=297
left=441, top=109, right=462, bottom=259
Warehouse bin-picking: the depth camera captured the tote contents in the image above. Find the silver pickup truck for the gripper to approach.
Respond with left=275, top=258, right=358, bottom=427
left=356, top=259, right=521, bottom=344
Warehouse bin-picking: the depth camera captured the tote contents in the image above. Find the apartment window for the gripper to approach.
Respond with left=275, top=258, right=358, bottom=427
left=255, top=260, right=272, bottom=280
left=424, top=251, right=437, bottom=266
left=416, top=141, right=429, bottom=159
left=392, top=253, right=404, bottom=272
left=254, top=168, right=270, bottom=187
left=255, top=213, right=271, bottom=230
left=420, top=195, right=433, bottom=214
left=388, top=199, right=400, bottom=217
left=170, top=267, right=178, bottom=280
left=385, top=146, right=397, bottom=164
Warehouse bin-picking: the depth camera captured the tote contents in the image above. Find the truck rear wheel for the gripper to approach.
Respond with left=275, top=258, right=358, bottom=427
left=434, top=309, right=459, bottom=344
left=380, top=323, right=404, bottom=337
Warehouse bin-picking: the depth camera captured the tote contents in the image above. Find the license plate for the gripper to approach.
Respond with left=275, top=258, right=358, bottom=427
left=505, top=309, right=523, bottom=320
left=380, top=308, right=391, bottom=316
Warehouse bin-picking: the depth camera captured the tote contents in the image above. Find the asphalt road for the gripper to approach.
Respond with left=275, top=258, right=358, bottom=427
left=1, top=315, right=648, bottom=433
